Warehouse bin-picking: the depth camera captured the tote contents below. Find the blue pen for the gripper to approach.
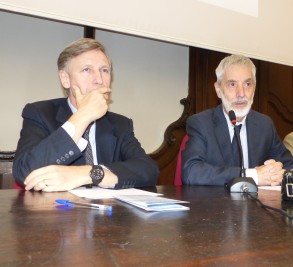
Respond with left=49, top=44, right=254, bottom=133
left=55, top=199, right=112, bottom=211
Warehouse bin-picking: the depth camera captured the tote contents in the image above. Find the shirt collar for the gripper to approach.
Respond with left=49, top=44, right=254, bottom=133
left=67, top=98, right=77, bottom=113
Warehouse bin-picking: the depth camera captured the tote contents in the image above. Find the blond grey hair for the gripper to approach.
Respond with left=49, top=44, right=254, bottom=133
left=57, top=38, right=111, bottom=96
left=57, top=38, right=111, bottom=71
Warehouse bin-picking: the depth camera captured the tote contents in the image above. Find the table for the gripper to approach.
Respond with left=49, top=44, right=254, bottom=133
left=1, top=186, right=293, bottom=266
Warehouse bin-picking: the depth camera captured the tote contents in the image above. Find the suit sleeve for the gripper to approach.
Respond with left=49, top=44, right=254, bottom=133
left=102, top=119, right=159, bottom=189
left=182, top=115, right=241, bottom=186
left=12, top=104, right=82, bottom=185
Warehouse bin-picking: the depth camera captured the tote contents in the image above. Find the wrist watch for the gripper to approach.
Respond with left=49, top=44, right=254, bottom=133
left=90, top=165, right=105, bottom=185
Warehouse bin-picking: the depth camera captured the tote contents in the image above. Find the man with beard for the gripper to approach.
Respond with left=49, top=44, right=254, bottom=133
left=182, top=54, right=293, bottom=186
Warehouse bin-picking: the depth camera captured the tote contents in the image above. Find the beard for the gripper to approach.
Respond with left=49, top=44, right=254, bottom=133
left=220, top=91, right=254, bottom=119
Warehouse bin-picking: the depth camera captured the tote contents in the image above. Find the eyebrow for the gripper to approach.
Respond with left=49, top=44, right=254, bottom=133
left=81, top=64, right=111, bottom=69
left=226, top=79, right=237, bottom=83
left=226, top=78, right=253, bottom=83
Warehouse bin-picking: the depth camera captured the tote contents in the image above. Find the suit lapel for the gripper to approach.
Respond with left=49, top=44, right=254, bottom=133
left=56, top=100, right=73, bottom=125
left=213, top=105, right=234, bottom=166
left=95, top=114, right=117, bottom=164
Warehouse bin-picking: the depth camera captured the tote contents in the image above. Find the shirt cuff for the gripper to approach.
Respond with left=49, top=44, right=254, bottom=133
left=62, top=121, right=87, bottom=152
left=246, top=168, right=258, bottom=185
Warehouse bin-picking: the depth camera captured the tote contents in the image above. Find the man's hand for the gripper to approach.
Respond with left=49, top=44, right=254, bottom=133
left=24, top=165, right=92, bottom=192
left=68, top=86, right=112, bottom=142
left=256, top=159, right=285, bottom=186
left=24, top=165, right=118, bottom=192
left=73, top=85, right=111, bottom=124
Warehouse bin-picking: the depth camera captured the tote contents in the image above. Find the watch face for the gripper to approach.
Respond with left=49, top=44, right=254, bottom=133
left=90, top=165, right=104, bottom=185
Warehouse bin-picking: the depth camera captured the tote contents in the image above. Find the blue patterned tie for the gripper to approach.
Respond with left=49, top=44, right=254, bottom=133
left=83, top=123, right=94, bottom=165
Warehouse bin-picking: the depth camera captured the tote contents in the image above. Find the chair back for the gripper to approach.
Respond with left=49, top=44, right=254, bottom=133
left=13, top=181, right=24, bottom=189
left=174, top=134, right=189, bottom=186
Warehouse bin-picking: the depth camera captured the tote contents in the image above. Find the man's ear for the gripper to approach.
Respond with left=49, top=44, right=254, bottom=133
left=214, top=82, right=222, bottom=98
left=59, top=70, right=70, bottom=89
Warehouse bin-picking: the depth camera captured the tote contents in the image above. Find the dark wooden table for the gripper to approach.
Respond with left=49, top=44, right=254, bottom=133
left=1, top=186, right=293, bottom=267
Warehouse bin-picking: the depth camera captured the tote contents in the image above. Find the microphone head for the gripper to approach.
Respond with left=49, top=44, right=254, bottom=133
left=228, top=110, right=237, bottom=125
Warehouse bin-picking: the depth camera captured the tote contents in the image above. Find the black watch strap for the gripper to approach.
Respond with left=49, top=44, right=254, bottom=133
left=89, top=165, right=105, bottom=185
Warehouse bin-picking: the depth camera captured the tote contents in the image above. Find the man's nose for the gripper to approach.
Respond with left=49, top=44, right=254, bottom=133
left=94, top=70, right=103, bottom=85
left=236, top=84, right=245, bottom=97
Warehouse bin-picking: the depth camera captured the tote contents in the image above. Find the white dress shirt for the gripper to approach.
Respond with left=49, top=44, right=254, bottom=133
left=223, top=111, right=258, bottom=184
left=61, top=98, right=98, bottom=165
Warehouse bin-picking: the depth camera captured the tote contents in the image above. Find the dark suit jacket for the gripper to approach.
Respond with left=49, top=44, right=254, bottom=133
left=182, top=104, right=293, bottom=186
left=12, top=98, right=159, bottom=189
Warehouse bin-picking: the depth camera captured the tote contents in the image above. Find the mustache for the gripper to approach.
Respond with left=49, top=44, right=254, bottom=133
left=233, top=98, right=248, bottom=104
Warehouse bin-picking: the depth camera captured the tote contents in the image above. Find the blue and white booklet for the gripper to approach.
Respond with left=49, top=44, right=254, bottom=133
left=115, top=195, right=190, bottom=212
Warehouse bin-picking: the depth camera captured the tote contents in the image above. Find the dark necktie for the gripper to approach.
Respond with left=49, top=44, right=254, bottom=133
left=232, top=124, right=242, bottom=167
left=83, top=123, right=94, bottom=165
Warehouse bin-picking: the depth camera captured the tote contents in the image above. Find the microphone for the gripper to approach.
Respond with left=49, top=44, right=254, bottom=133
left=228, top=110, right=246, bottom=178
left=225, top=110, right=258, bottom=193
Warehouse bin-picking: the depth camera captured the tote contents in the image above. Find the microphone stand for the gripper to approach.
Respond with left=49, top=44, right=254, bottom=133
left=225, top=110, right=258, bottom=193
left=234, top=125, right=246, bottom=178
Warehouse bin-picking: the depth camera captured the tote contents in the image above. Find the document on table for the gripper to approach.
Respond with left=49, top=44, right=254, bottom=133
left=70, top=187, right=162, bottom=199
left=115, top=195, right=190, bottom=212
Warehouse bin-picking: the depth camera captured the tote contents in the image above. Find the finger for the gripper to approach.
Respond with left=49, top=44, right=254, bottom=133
left=98, top=87, right=111, bottom=95
left=36, top=182, right=47, bottom=191
left=42, top=185, right=56, bottom=192
left=270, top=173, right=283, bottom=179
left=24, top=166, right=56, bottom=190
left=264, top=159, right=276, bottom=165
left=266, top=162, right=282, bottom=172
left=269, top=168, right=285, bottom=176
left=72, top=85, right=84, bottom=101
left=24, top=166, right=49, bottom=185
left=26, top=179, right=44, bottom=191
left=24, top=173, right=44, bottom=190
left=270, top=181, right=281, bottom=186
left=268, top=177, right=282, bottom=186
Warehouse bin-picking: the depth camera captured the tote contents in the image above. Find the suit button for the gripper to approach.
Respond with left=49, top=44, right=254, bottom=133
left=65, top=153, right=69, bottom=158
left=61, top=156, right=65, bottom=161
left=69, top=151, right=74, bottom=156
left=56, top=159, right=61, bottom=164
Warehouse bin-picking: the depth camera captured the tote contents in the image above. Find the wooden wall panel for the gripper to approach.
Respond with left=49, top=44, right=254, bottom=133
left=258, top=61, right=293, bottom=139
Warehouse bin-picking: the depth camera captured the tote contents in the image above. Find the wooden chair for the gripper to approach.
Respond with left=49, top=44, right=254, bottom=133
left=0, top=151, right=23, bottom=189
left=174, top=134, right=189, bottom=186
left=0, top=161, right=14, bottom=189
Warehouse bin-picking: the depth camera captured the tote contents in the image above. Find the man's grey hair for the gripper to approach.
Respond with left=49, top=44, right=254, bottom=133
left=215, top=54, right=256, bottom=85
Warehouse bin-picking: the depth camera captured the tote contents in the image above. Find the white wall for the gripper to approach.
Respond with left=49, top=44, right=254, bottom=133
left=0, top=1, right=292, bottom=66
left=0, top=11, right=189, bottom=153
left=96, top=30, right=188, bottom=152
left=0, top=11, right=83, bottom=150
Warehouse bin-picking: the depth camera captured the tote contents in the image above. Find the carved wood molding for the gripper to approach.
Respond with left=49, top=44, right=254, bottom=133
left=267, top=93, right=293, bottom=123
left=149, top=95, right=192, bottom=166
left=0, top=151, right=15, bottom=162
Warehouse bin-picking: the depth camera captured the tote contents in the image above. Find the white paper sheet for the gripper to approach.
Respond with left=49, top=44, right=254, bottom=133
left=70, top=187, right=161, bottom=199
